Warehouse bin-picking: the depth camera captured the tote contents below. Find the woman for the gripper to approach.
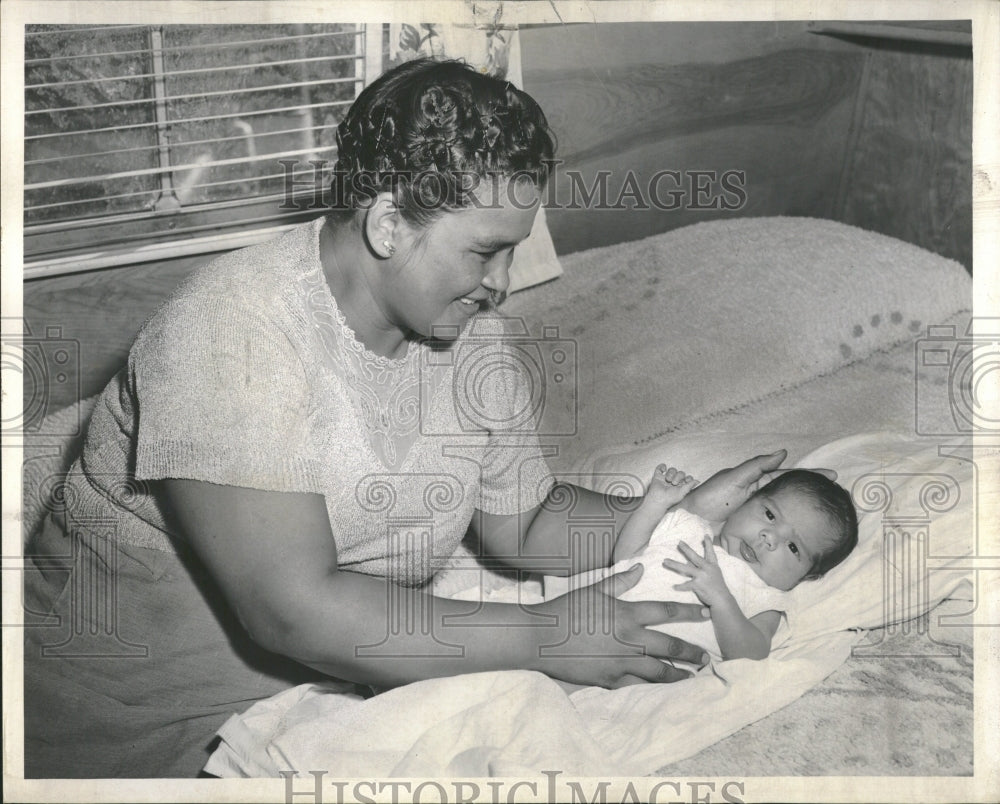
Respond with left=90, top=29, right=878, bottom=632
left=24, top=58, right=794, bottom=778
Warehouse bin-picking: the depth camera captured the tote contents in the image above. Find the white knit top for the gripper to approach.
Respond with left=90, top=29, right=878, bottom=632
left=63, top=218, right=554, bottom=585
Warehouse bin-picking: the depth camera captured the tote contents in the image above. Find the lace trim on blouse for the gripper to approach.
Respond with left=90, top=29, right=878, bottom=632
left=297, top=222, right=430, bottom=470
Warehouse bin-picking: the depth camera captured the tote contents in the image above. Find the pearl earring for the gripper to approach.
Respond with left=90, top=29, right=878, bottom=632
left=382, top=240, right=396, bottom=257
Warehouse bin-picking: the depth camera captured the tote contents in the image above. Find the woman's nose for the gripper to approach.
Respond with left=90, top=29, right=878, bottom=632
left=482, top=255, right=512, bottom=296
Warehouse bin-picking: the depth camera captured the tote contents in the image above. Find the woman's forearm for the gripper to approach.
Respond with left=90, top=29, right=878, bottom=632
left=514, top=483, right=640, bottom=576
left=253, top=568, right=550, bottom=687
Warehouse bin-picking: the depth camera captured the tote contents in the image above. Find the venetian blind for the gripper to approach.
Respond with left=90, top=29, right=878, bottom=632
left=24, top=23, right=383, bottom=278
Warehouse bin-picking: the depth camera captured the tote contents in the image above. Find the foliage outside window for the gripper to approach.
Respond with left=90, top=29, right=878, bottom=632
left=24, top=24, right=381, bottom=277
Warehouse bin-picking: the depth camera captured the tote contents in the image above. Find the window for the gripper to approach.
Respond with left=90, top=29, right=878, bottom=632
left=23, top=23, right=383, bottom=278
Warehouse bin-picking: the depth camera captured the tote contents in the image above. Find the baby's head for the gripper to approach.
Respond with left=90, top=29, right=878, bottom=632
left=718, top=469, right=858, bottom=591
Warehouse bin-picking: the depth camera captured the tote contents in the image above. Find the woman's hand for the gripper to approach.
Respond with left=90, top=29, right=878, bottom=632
left=526, top=564, right=710, bottom=688
left=679, top=449, right=837, bottom=525
left=663, top=534, right=733, bottom=609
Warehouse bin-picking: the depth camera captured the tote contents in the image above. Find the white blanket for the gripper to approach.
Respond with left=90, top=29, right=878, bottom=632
left=205, top=432, right=974, bottom=778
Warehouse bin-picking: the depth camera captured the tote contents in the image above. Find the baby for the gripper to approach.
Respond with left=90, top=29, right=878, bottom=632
left=608, top=463, right=858, bottom=663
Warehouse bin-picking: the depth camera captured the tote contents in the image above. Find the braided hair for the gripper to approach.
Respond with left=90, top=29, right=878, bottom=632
left=330, top=58, right=556, bottom=225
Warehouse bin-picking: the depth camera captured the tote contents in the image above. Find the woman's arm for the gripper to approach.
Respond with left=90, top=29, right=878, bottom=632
left=158, top=478, right=707, bottom=689
left=469, top=482, right=639, bottom=577
left=612, top=502, right=664, bottom=565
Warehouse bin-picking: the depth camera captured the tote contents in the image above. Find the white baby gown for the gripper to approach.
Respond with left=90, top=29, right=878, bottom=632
left=570, top=508, right=795, bottom=663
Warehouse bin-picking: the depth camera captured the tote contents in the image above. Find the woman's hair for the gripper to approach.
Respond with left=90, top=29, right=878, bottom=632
left=753, top=469, right=859, bottom=579
left=330, top=58, right=556, bottom=226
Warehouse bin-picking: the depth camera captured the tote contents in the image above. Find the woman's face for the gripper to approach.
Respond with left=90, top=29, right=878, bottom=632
left=383, top=178, right=542, bottom=340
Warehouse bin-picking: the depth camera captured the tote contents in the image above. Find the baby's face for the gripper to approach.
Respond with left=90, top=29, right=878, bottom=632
left=718, top=487, right=838, bottom=590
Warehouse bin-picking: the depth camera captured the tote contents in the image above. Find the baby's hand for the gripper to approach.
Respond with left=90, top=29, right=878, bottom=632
left=662, top=534, right=734, bottom=609
left=639, top=464, right=698, bottom=518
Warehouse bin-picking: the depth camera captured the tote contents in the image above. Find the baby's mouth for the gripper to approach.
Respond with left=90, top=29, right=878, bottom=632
left=739, top=541, right=757, bottom=563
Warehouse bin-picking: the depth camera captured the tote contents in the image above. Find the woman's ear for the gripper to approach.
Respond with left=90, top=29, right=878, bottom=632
left=364, top=192, right=400, bottom=259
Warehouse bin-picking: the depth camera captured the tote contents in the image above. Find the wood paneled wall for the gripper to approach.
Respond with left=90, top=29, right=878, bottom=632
left=838, top=44, right=973, bottom=269
left=520, top=21, right=972, bottom=268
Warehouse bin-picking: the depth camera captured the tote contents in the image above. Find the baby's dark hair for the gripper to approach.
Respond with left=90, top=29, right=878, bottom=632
left=331, top=58, right=556, bottom=226
left=753, top=469, right=858, bottom=579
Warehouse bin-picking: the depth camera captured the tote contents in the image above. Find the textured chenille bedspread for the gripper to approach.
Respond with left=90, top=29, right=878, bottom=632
left=202, top=217, right=979, bottom=778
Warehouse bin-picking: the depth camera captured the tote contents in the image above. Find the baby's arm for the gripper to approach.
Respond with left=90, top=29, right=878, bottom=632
left=708, top=601, right=780, bottom=661
left=613, top=465, right=697, bottom=563
left=664, top=535, right=779, bottom=660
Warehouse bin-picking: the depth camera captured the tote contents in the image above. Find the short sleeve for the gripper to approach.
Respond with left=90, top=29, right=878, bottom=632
left=471, top=338, right=555, bottom=515
left=734, top=581, right=791, bottom=620
left=130, top=293, right=323, bottom=493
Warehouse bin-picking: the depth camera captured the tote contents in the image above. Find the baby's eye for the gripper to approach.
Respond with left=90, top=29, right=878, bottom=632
left=788, top=542, right=799, bottom=556
left=763, top=507, right=775, bottom=521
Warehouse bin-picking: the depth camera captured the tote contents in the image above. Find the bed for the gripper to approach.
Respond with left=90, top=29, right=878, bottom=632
left=22, top=216, right=977, bottom=779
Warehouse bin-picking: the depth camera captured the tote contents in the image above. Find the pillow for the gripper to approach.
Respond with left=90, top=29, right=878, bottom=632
left=787, top=431, right=974, bottom=641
